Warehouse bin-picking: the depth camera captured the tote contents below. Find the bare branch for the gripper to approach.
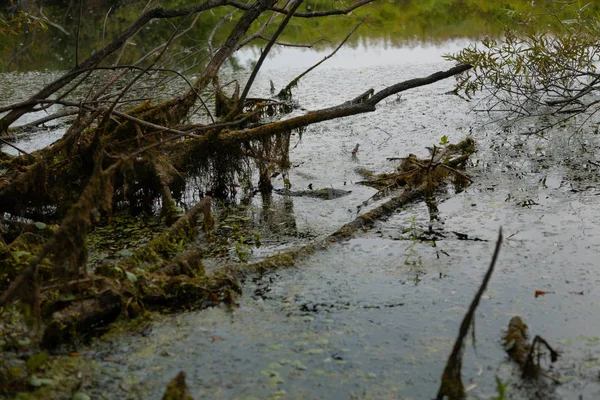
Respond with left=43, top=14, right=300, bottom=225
left=277, top=20, right=364, bottom=99
left=215, top=64, right=472, bottom=143
left=228, top=0, right=375, bottom=18
left=237, top=0, right=304, bottom=112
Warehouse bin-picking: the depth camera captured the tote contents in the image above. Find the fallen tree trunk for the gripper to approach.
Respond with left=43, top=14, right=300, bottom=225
left=245, top=137, right=475, bottom=272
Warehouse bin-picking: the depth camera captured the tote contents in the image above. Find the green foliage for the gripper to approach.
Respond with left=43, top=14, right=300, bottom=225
left=0, top=11, right=46, bottom=37
left=234, top=236, right=253, bottom=263
left=493, top=376, right=509, bottom=400
left=445, top=2, right=600, bottom=132
left=439, top=135, right=449, bottom=147
left=5, top=0, right=600, bottom=72
left=222, top=213, right=261, bottom=263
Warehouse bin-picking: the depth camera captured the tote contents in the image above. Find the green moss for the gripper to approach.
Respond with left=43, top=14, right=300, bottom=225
left=15, top=356, right=98, bottom=399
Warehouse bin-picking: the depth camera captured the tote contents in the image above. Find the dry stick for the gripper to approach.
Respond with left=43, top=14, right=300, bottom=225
left=102, top=6, right=113, bottom=49
left=76, top=0, right=83, bottom=66
left=110, top=10, right=201, bottom=77
left=170, top=0, right=280, bottom=121
left=12, top=98, right=260, bottom=143
left=99, top=20, right=181, bottom=129
left=436, top=228, right=503, bottom=400
left=254, top=36, right=326, bottom=48
left=208, top=11, right=235, bottom=57
left=114, top=0, right=155, bottom=68
left=0, top=0, right=372, bottom=134
left=237, top=0, right=304, bottom=112
left=277, top=20, right=363, bottom=99
left=38, top=7, right=69, bottom=35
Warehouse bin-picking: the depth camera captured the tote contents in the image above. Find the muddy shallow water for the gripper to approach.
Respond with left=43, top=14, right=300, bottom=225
left=4, top=41, right=600, bottom=399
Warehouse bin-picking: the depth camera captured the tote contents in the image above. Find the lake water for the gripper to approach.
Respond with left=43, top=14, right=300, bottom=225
left=3, top=37, right=600, bottom=399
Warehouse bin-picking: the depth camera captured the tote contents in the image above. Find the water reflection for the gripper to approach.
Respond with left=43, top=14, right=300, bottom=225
left=259, top=190, right=297, bottom=236
left=4, top=0, right=590, bottom=73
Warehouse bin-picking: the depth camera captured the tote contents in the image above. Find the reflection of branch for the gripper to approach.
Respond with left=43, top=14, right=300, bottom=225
left=277, top=20, right=363, bottom=99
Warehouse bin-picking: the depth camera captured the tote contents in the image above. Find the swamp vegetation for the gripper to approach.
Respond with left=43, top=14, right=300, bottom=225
left=1, top=0, right=600, bottom=399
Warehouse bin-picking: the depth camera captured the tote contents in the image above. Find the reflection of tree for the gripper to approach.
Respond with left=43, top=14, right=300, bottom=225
left=259, top=191, right=297, bottom=236
left=5, top=0, right=591, bottom=72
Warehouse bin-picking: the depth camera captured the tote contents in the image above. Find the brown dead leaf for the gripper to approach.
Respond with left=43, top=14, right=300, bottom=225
left=535, top=290, right=554, bottom=298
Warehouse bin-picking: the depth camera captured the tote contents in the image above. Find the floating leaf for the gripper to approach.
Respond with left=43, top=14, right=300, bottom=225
left=28, top=376, right=54, bottom=387
left=117, top=248, right=134, bottom=257
left=125, top=271, right=137, bottom=283
left=34, top=221, right=47, bottom=230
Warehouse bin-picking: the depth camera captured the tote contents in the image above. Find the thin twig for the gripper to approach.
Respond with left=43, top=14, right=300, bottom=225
left=277, top=20, right=364, bottom=99
left=0, top=138, right=34, bottom=159
left=237, top=0, right=304, bottom=112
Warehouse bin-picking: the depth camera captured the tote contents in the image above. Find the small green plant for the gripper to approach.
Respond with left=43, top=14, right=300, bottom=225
left=439, top=135, right=449, bottom=147
left=234, top=237, right=252, bottom=263
left=234, top=233, right=260, bottom=263
left=402, top=215, right=423, bottom=268
left=492, top=376, right=509, bottom=400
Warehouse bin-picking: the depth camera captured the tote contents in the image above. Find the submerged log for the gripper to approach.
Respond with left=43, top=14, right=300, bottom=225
left=41, top=289, right=122, bottom=349
left=245, top=138, right=477, bottom=273
left=274, top=187, right=352, bottom=199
